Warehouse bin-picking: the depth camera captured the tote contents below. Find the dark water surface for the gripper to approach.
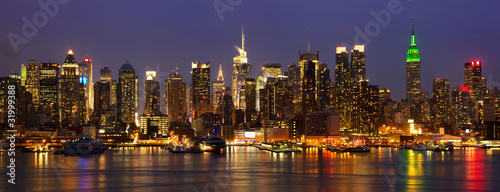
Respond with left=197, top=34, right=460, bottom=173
left=1, top=147, right=500, bottom=192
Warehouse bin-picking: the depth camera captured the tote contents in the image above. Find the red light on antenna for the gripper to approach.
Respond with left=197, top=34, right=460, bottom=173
left=476, top=61, right=480, bottom=65
left=84, top=58, right=89, bottom=62
left=471, top=61, right=475, bottom=65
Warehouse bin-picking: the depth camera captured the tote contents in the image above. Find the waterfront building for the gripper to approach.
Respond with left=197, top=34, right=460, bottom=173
left=304, top=109, right=340, bottom=136
left=139, top=114, right=169, bottom=139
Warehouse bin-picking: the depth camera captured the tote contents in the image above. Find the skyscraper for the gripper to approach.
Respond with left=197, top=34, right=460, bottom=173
left=0, top=76, right=21, bottom=127
left=350, top=45, right=368, bottom=135
left=302, top=60, right=317, bottom=117
left=298, top=49, right=319, bottom=110
left=286, top=64, right=301, bottom=113
left=260, top=76, right=292, bottom=121
left=258, top=63, right=281, bottom=112
left=359, top=80, right=379, bottom=136
left=60, top=50, right=85, bottom=126
left=231, top=27, right=251, bottom=109
left=165, top=68, right=186, bottom=123
left=191, top=61, right=211, bottom=118
left=464, top=61, right=485, bottom=102
left=118, top=62, right=137, bottom=124
left=100, top=67, right=112, bottom=82
left=406, top=18, right=421, bottom=101
left=144, top=71, right=160, bottom=115
left=212, top=64, right=225, bottom=110
left=433, top=77, right=450, bottom=127
left=39, top=62, right=59, bottom=124
left=221, top=93, right=233, bottom=125
left=351, top=45, right=366, bottom=83
left=335, top=46, right=351, bottom=133
left=100, top=67, right=116, bottom=106
left=262, top=63, right=282, bottom=80
left=245, top=78, right=257, bottom=126
left=26, top=60, right=40, bottom=112
left=451, top=86, right=470, bottom=128
left=79, top=57, right=93, bottom=122
left=317, top=63, right=331, bottom=110
left=255, top=72, right=264, bottom=112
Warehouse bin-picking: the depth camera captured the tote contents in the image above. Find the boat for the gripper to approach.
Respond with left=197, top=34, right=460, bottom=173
left=326, top=145, right=347, bottom=152
left=201, top=136, right=227, bottom=152
left=427, top=142, right=441, bottom=151
left=54, top=149, right=64, bottom=154
left=62, top=136, right=106, bottom=155
left=412, top=143, right=428, bottom=151
left=254, top=144, right=266, bottom=150
left=478, top=144, right=491, bottom=149
left=22, top=145, right=52, bottom=153
left=397, top=143, right=413, bottom=150
left=275, top=147, right=302, bottom=153
left=440, top=142, right=454, bottom=151
left=168, top=143, right=204, bottom=153
left=347, top=146, right=370, bottom=152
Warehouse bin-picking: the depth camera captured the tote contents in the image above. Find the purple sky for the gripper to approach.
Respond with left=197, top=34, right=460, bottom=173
left=1, top=0, right=499, bottom=102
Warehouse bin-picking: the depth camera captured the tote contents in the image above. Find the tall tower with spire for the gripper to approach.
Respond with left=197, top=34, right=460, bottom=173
left=406, top=17, right=421, bottom=101
left=231, top=26, right=251, bottom=109
left=298, top=38, right=319, bottom=113
left=213, top=64, right=226, bottom=111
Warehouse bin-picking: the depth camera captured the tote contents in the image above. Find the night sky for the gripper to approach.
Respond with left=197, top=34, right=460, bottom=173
left=1, top=0, right=499, bottom=102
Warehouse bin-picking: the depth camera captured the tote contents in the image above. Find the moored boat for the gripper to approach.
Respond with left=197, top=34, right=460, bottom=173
left=62, top=136, right=106, bottom=155
left=347, top=146, right=370, bottom=152
left=412, top=143, right=428, bottom=151
left=201, top=136, right=227, bottom=152
left=22, top=145, right=52, bottom=153
left=478, top=144, right=491, bottom=149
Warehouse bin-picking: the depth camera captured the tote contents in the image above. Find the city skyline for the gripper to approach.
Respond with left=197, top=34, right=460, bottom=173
left=1, top=1, right=499, bottom=101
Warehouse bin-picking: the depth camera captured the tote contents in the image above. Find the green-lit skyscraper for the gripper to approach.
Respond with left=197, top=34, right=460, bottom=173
left=406, top=18, right=421, bottom=101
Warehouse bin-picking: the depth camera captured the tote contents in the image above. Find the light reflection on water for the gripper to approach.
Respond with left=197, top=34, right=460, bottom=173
left=1, top=147, right=500, bottom=192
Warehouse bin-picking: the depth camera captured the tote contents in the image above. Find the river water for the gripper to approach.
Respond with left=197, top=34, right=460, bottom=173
left=1, top=147, right=500, bottom=192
